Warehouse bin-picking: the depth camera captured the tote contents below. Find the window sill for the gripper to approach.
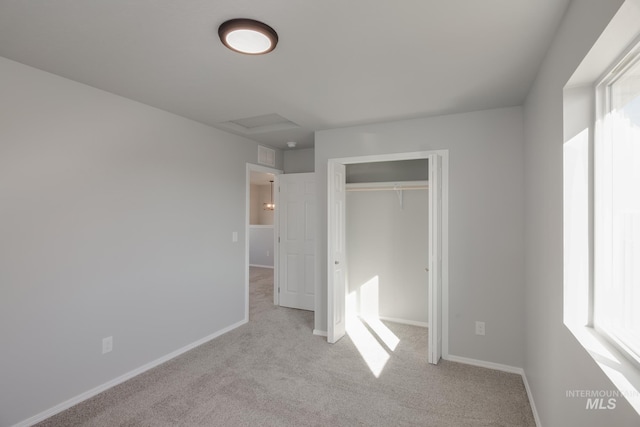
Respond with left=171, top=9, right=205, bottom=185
left=566, top=321, right=640, bottom=415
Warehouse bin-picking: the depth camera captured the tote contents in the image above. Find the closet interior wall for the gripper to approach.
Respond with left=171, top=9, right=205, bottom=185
left=345, top=161, right=429, bottom=326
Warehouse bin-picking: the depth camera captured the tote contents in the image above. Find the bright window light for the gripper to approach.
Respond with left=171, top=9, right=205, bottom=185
left=346, top=316, right=390, bottom=378
left=595, top=45, right=640, bottom=367
left=345, top=275, right=401, bottom=376
left=360, top=276, right=380, bottom=319
left=563, top=127, right=590, bottom=326
left=362, top=317, right=400, bottom=352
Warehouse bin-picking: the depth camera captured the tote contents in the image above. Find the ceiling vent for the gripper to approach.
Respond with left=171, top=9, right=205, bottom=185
left=258, top=145, right=276, bottom=167
left=218, top=113, right=299, bottom=134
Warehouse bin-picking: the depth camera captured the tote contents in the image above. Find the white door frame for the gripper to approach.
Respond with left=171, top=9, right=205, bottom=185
left=326, top=150, right=449, bottom=360
left=245, top=163, right=282, bottom=321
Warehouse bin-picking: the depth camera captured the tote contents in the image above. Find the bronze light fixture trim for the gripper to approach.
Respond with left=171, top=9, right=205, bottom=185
left=218, top=19, right=278, bottom=55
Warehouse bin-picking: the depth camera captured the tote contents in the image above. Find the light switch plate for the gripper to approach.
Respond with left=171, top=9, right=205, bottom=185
left=102, top=336, right=113, bottom=354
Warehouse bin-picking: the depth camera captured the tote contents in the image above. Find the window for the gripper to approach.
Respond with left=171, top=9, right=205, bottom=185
left=595, top=41, right=640, bottom=368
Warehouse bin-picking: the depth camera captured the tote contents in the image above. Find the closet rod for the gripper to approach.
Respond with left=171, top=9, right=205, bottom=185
left=345, top=180, right=428, bottom=192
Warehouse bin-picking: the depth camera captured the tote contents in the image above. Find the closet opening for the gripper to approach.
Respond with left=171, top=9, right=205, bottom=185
left=345, top=159, right=429, bottom=329
left=327, top=151, right=447, bottom=370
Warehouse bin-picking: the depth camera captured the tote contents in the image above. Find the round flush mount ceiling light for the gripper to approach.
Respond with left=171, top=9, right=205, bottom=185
left=218, top=19, right=278, bottom=55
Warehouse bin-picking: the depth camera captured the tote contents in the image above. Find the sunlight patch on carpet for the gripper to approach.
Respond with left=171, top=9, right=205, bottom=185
left=346, top=276, right=401, bottom=377
left=362, top=317, right=400, bottom=351
left=346, top=315, right=390, bottom=377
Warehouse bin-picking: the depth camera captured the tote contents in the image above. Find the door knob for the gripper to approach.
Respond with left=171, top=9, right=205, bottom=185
left=425, top=267, right=429, bottom=272
left=335, top=261, right=340, bottom=265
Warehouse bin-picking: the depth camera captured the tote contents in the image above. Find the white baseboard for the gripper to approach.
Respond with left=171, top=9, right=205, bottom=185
left=445, top=354, right=523, bottom=375
left=445, top=354, right=540, bottom=426
left=13, top=319, right=248, bottom=427
left=313, top=329, right=327, bottom=337
left=378, top=316, right=428, bottom=328
left=521, top=371, right=542, bottom=427
left=249, top=264, right=274, bottom=269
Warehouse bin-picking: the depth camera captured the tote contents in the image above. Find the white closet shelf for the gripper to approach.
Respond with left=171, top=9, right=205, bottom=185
left=345, top=180, right=428, bottom=191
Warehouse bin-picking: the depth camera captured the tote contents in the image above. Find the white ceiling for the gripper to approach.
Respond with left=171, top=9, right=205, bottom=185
left=0, top=1, right=571, bottom=150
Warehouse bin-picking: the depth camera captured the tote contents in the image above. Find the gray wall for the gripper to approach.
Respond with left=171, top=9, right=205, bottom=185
left=0, top=57, right=281, bottom=426
left=347, top=189, right=428, bottom=324
left=315, top=106, right=525, bottom=367
left=523, top=0, right=639, bottom=425
left=284, top=148, right=314, bottom=173
left=249, top=227, right=274, bottom=268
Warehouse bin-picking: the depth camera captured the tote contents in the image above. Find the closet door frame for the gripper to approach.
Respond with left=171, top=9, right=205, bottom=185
left=326, top=150, right=449, bottom=363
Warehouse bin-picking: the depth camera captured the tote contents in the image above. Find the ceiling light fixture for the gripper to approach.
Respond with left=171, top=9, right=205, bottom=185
left=287, top=141, right=297, bottom=148
left=218, top=19, right=278, bottom=55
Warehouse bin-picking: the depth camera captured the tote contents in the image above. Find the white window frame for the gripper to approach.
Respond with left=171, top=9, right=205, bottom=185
left=563, top=2, right=640, bottom=416
left=594, top=38, right=640, bottom=371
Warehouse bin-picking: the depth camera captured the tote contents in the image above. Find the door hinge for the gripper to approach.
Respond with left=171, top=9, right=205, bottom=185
left=278, top=236, right=280, bottom=243
left=278, top=287, right=280, bottom=293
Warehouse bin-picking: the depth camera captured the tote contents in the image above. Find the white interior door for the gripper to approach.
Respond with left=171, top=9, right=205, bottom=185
left=278, top=173, right=316, bottom=311
left=428, top=154, right=443, bottom=364
left=328, top=162, right=347, bottom=343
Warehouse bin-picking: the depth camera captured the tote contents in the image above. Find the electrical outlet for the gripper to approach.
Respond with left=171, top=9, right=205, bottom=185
left=102, top=336, right=113, bottom=354
left=232, top=231, right=238, bottom=242
left=475, top=321, right=485, bottom=336
left=266, top=250, right=270, bottom=257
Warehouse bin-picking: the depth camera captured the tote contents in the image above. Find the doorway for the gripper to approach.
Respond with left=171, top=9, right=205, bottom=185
left=245, top=163, right=281, bottom=321
left=327, top=151, right=448, bottom=364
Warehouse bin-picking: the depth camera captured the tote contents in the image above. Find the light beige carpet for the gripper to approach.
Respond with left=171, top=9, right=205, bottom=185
left=37, top=267, right=535, bottom=426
